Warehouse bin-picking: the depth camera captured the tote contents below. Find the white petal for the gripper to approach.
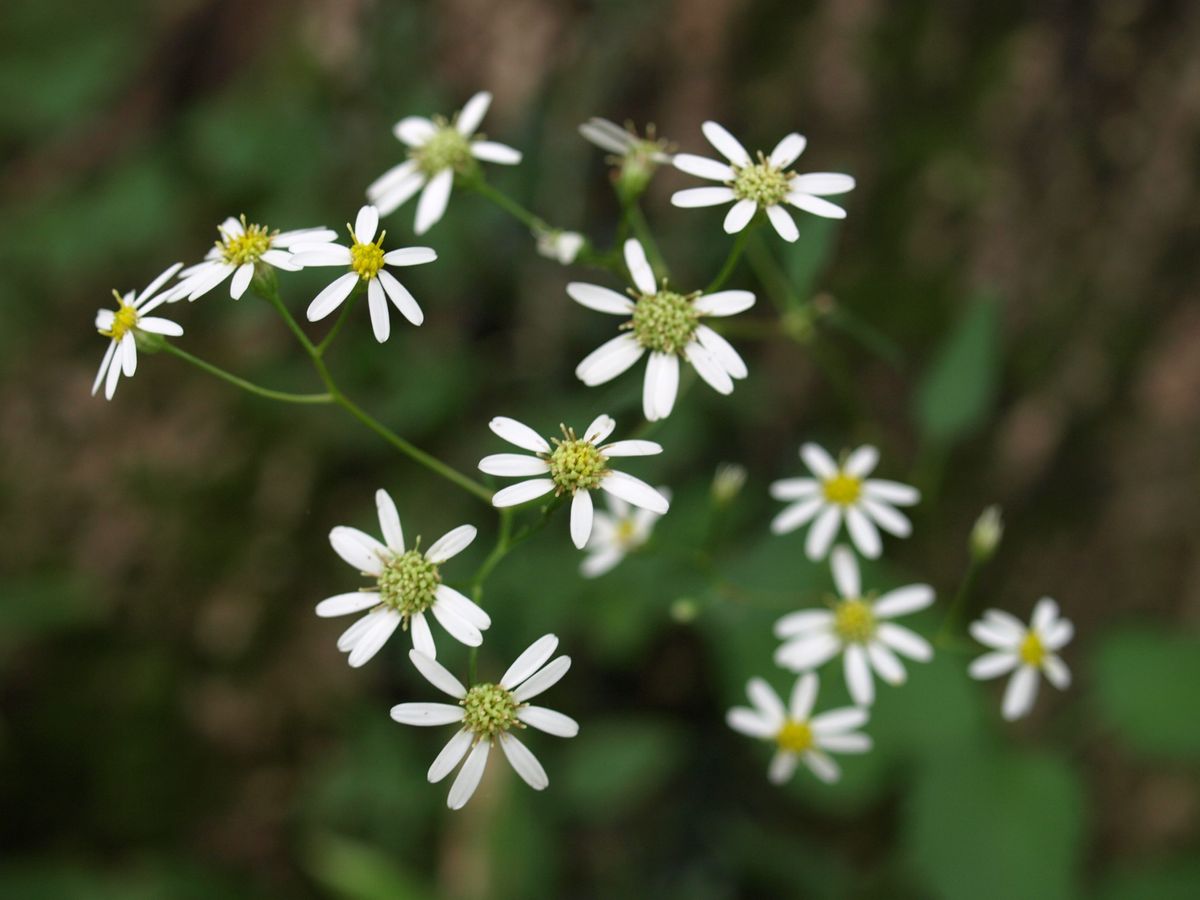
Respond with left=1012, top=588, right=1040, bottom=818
left=642, top=352, right=679, bottom=421
left=427, top=728, right=473, bottom=783
left=367, top=159, right=419, bottom=196
left=723, top=199, right=757, bottom=234
left=426, top=524, right=477, bottom=563
left=447, top=739, right=490, bottom=810
left=430, top=601, right=483, bottom=647
left=292, top=245, right=352, bottom=267
left=876, top=623, right=933, bottom=662
left=315, top=591, right=379, bottom=618
left=701, top=121, right=751, bottom=166
left=93, top=341, right=117, bottom=397
left=1002, top=666, right=1039, bottom=721
left=230, top=263, right=255, bottom=299
left=773, top=609, right=834, bottom=639
left=787, top=192, right=847, bottom=219
left=873, top=584, right=935, bottom=619
left=771, top=497, right=826, bottom=535
left=104, top=343, right=125, bottom=398
left=770, top=478, right=820, bottom=501
left=489, top=417, right=549, bottom=453
left=693, top=325, right=748, bottom=379
left=580, top=547, right=624, bottom=578
left=1043, top=619, right=1074, bottom=651
left=120, top=334, right=137, bottom=377
left=746, top=677, right=786, bottom=725
left=260, top=249, right=300, bottom=271
left=584, top=414, right=615, bottom=444
left=414, top=169, right=453, bottom=235
left=348, top=610, right=401, bottom=667
left=983, top=609, right=1027, bottom=639
left=434, top=585, right=491, bottom=630
left=768, top=133, right=807, bottom=168
left=570, top=490, right=594, bottom=549
left=673, top=153, right=734, bottom=181
left=684, top=342, right=734, bottom=394
left=501, top=634, right=558, bottom=689
left=969, top=620, right=1019, bottom=650
left=802, top=750, right=840, bottom=783
left=374, top=489, right=404, bottom=553
left=861, top=498, right=912, bottom=537
left=456, top=91, right=491, bottom=135
left=805, top=506, right=842, bottom=561
left=768, top=751, right=799, bottom=784
left=136, top=261, right=184, bottom=306
left=790, top=173, right=855, bottom=196
left=578, top=118, right=632, bottom=154
left=274, top=226, right=338, bottom=246
left=766, top=204, right=799, bottom=242
left=598, top=440, right=661, bottom=458
left=968, top=651, right=1019, bottom=680
left=670, top=186, right=736, bottom=208
left=567, top=282, right=636, bottom=315
left=491, top=479, right=555, bottom=507
left=136, top=316, right=183, bottom=336
left=498, top=732, right=548, bottom=790
left=693, top=290, right=755, bottom=317
left=410, top=610, right=436, bottom=658
left=810, top=707, right=869, bottom=734
left=393, top=116, right=437, bottom=146
left=844, top=445, right=879, bottom=477
left=377, top=269, right=424, bottom=326
left=354, top=205, right=379, bottom=244
left=1032, top=597, right=1060, bottom=632
left=307, top=272, right=359, bottom=322
left=830, top=545, right=861, bottom=598
left=844, top=644, right=875, bottom=706
left=866, top=640, right=907, bottom=685
left=372, top=173, right=426, bottom=216
left=816, top=732, right=872, bottom=753
left=336, top=610, right=378, bottom=653
left=1043, top=655, right=1071, bottom=689
left=801, top=443, right=838, bottom=478
left=478, top=453, right=550, bottom=477
left=383, top=246, right=437, bottom=266
left=845, top=506, right=882, bottom=559
left=726, top=707, right=777, bottom=739
left=389, top=702, right=466, bottom=726
left=518, top=705, right=579, bottom=737
left=470, top=141, right=521, bottom=164
left=788, top=672, right=818, bottom=720
left=576, top=334, right=645, bottom=386
left=774, top=632, right=841, bottom=671
left=623, top=239, right=657, bottom=295
left=512, top=656, right=571, bottom=702
left=329, top=526, right=388, bottom=576
left=601, top=471, right=669, bottom=515
left=409, top=649, right=467, bottom=698
left=367, top=278, right=390, bottom=343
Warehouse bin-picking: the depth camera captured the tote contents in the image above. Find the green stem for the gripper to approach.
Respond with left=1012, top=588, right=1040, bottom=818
left=315, top=286, right=363, bottom=357
left=159, top=341, right=333, bottom=405
left=623, top=199, right=667, bottom=280
left=936, top=557, right=981, bottom=648
left=467, top=178, right=543, bottom=230
left=705, top=227, right=751, bottom=293
left=744, top=230, right=796, bottom=313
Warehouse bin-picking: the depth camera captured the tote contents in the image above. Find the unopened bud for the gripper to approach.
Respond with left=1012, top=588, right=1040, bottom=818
left=670, top=598, right=699, bottom=623
left=970, top=505, right=1004, bottom=562
left=711, top=462, right=747, bottom=506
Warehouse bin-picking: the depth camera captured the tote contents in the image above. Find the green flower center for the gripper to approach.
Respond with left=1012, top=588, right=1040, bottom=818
left=546, top=427, right=609, bottom=494
left=822, top=472, right=862, bottom=505
left=834, top=598, right=876, bottom=643
left=410, top=121, right=473, bottom=176
left=1019, top=631, right=1046, bottom=667
left=218, top=217, right=275, bottom=266
left=776, top=719, right=814, bottom=754
left=461, top=682, right=522, bottom=738
left=376, top=549, right=440, bottom=615
left=628, top=288, right=700, bottom=355
left=101, top=294, right=139, bottom=341
left=731, top=159, right=792, bottom=207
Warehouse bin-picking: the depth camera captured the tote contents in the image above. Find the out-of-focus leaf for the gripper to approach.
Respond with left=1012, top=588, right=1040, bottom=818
left=0, top=574, right=99, bottom=660
left=1092, top=628, right=1200, bottom=759
left=1096, top=858, right=1200, bottom=900
left=306, top=834, right=436, bottom=900
left=784, top=216, right=839, bottom=300
left=559, top=718, right=684, bottom=821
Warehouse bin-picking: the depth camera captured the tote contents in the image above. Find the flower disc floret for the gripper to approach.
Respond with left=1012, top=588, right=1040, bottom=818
left=377, top=549, right=440, bottom=615
left=460, top=682, right=521, bottom=738
left=776, top=720, right=814, bottom=754
left=834, top=598, right=876, bottom=643
left=100, top=294, right=139, bottom=341
left=628, top=288, right=700, bottom=355
left=822, top=472, right=862, bottom=505
left=1019, top=631, right=1046, bottom=667
left=732, top=157, right=792, bottom=207
left=546, top=429, right=608, bottom=493
left=218, top=218, right=275, bottom=266
left=411, top=121, right=473, bottom=176
left=349, top=235, right=386, bottom=280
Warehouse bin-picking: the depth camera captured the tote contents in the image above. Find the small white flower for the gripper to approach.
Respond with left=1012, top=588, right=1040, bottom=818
left=580, top=489, right=667, bottom=578
left=775, top=546, right=934, bottom=707
left=391, top=634, right=579, bottom=810
left=671, top=122, right=855, bottom=242
left=171, top=215, right=336, bottom=302
left=968, top=598, right=1073, bottom=721
left=479, top=414, right=669, bottom=550
left=535, top=228, right=585, bottom=265
left=316, top=489, right=489, bottom=666
left=367, top=91, right=522, bottom=235
left=726, top=672, right=872, bottom=785
left=578, top=117, right=673, bottom=164
left=570, top=239, right=755, bottom=421
left=92, top=263, right=185, bottom=401
left=770, top=443, right=919, bottom=560
left=291, top=205, right=436, bottom=343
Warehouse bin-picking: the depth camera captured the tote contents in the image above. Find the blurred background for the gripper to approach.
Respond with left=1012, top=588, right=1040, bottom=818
left=2, top=0, right=1199, bottom=897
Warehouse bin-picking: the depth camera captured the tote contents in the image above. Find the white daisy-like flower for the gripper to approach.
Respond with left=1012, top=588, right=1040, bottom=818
left=366, top=91, right=522, bottom=234
left=92, top=263, right=185, bottom=401
left=726, top=672, right=872, bottom=784
left=390, top=634, right=579, bottom=810
left=968, top=598, right=1073, bottom=721
left=291, top=205, right=436, bottom=343
left=570, top=238, right=755, bottom=421
left=535, top=228, right=585, bottom=265
left=171, top=215, right=336, bottom=302
left=316, top=489, right=490, bottom=666
left=770, top=443, right=920, bottom=560
left=775, top=546, right=934, bottom=707
left=579, top=489, right=667, bottom=578
left=478, top=414, right=669, bottom=550
left=578, top=117, right=672, bottom=164
left=671, top=122, right=855, bottom=242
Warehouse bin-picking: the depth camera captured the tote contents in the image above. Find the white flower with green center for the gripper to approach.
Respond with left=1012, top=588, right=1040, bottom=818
left=578, top=117, right=672, bottom=196
left=290, top=205, right=436, bottom=343
left=92, top=263, right=185, bottom=401
left=671, top=121, right=855, bottom=242
left=478, top=414, right=669, bottom=550
left=726, top=672, right=872, bottom=785
left=968, top=598, right=1073, bottom=721
left=580, top=488, right=668, bottom=578
left=172, top=215, right=336, bottom=302
left=770, top=442, right=920, bottom=560
left=366, top=91, right=522, bottom=235
left=315, top=489, right=489, bottom=666
left=390, top=634, right=579, bottom=810
left=570, top=239, right=755, bottom=421
left=774, top=546, right=934, bottom=707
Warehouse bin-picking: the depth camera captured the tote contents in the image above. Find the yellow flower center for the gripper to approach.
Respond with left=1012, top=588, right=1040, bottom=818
left=218, top=216, right=275, bottom=266
left=1019, top=631, right=1046, bottom=668
left=834, top=598, right=876, bottom=643
left=545, top=426, right=609, bottom=494
left=349, top=226, right=386, bottom=280
left=822, top=471, right=861, bottom=505
left=776, top=720, right=813, bottom=754
left=100, top=293, right=139, bottom=341
left=616, top=518, right=638, bottom=545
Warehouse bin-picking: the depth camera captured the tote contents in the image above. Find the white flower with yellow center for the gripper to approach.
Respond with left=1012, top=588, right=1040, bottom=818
left=968, top=599, right=1073, bottom=721
left=770, top=443, right=919, bottom=560
left=391, top=634, right=579, bottom=810
left=366, top=91, right=522, bottom=235
left=478, top=414, right=669, bottom=550
left=172, top=215, right=335, bottom=302
left=316, top=489, right=489, bottom=666
left=726, top=672, right=872, bottom=784
left=571, top=239, right=755, bottom=421
left=671, top=122, right=855, bottom=242
left=291, top=205, right=436, bottom=343
left=92, top=263, right=185, bottom=401
left=580, top=489, right=668, bottom=578
left=775, top=546, right=934, bottom=707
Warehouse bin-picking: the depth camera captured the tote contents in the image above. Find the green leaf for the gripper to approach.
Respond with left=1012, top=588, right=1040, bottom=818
left=559, top=718, right=684, bottom=822
left=914, top=294, right=1001, bottom=445
left=305, top=834, right=436, bottom=900
left=1092, top=628, right=1200, bottom=760
left=1096, top=858, right=1200, bottom=900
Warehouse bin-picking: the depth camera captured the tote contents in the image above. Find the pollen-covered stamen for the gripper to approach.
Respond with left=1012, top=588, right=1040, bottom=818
left=376, top=544, right=440, bottom=617
left=348, top=225, right=387, bottom=280
left=626, top=284, right=701, bottom=355
left=410, top=117, right=474, bottom=176
left=545, top=425, right=609, bottom=494
left=822, top=471, right=862, bottom=505
left=460, top=682, right=523, bottom=738
left=834, top=598, right=876, bottom=643
left=730, top=152, right=793, bottom=207
left=1019, top=631, right=1046, bottom=668
left=217, top=215, right=276, bottom=266
left=776, top=720, right=814, bottom=754
left=100, top=291, right=139, bottom=341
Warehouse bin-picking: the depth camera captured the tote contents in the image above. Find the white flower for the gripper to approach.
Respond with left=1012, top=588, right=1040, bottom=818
left=726, top=672, right=872, bottom=784
left=968, top=598, right=1073, bottom=721
left=578, top=117, right=672, bottom=163
left=92, top=263, right=185, bottom=401
left=570, top=239, right=755, bottom=421
left=580, top=489, right=667, bottom=578
left=535, top=228, right=585, bottom=265
left=291, top=205, right=436, bottom=343
left=390, top=634, right=579, bottom=810
left=770, top=443, right=919, bottom=560
left=671, top=122, right=855, bottom=242
left=316, top=489, right=489, bottom=666
left=366, top=91, right=522, bottom=235
left=775, top=546, right=934, bottom=707
left=171, top=215, right=336, bottom=302
left=478, top=414, right=669, bottom=550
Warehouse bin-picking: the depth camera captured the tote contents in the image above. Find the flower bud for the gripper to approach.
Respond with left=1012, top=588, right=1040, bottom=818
left=711, top=462, right=747, bottom=506
left=970, top=505, right=1004, bottom=562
